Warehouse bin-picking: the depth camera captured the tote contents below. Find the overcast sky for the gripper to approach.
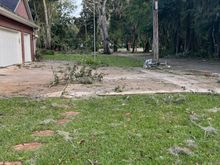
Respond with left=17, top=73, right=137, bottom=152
left=73, top=0, right=82, bottom=17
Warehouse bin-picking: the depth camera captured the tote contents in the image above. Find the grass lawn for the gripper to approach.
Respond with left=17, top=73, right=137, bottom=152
left=1, top=94, right=220, bottom=164
left=43, top=53, right=143, bottom=68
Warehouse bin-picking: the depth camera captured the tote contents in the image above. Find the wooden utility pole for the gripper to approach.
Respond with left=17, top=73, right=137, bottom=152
left=153, top=0, right=159, bottom=63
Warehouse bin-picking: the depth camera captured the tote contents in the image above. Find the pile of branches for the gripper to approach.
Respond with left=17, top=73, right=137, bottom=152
left=50, top=65, right=104, bottom=87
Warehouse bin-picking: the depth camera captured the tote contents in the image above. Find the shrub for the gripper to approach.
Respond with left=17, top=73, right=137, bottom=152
left=41, top=49, right=55, bottom=55
left=35, top=49, right=43, bottom=61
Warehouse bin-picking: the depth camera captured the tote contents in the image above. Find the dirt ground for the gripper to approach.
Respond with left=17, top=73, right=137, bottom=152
left=1, top=58, right=220, bottom=98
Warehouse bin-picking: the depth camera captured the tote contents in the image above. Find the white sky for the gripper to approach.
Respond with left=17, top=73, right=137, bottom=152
left=73, top=0, right=82, bottom=17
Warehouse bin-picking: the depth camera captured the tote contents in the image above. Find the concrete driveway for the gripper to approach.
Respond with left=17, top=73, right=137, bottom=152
left=0, top=59, right=220, bottom=98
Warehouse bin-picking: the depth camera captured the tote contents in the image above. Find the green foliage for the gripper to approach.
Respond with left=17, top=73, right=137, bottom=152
left=35, top=49, right=43, bottom=61
left=108, top=0, right=152, bottom=52
left=51, top=1, right=78, bottom=51
left=159, top=0, right=220, bottom=57
left=30, top=0, right=220, bottom=57
left=29, top=0, right=78, bottom=51
left=40, top=49, right=55, bottom=55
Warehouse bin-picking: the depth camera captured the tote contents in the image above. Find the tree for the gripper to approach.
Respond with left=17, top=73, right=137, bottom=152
left=83, top=0, right=111, bottom=54
left=29, top=0, right=78, bottom=51
left=42, top=0, right=51, bottom=49
left=109, top=0, right=151, bottom=53
left=98, top=0, right=111, bottom=54
left=29, top=0, right=220, bottom=58
left=159, top=0, right=220, bottom=58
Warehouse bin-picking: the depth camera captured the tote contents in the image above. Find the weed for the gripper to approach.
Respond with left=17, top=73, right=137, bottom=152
left=35, top=49, right=43, bottom=61
left=114, top=85, right=125, bottom=93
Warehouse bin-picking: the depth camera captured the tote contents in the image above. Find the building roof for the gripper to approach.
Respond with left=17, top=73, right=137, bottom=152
left=0, top=0, right=38, bottom=29
left=0, top=0, right=19, bottom=11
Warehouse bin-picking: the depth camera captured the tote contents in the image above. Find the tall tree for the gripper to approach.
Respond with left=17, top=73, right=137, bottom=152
left=29, top=0, right=77, bottom=50
left=98, top=0, right=111, bottom=54
left=159, top=0, right=220, bottom=58
left=83, top=0, right=112, bottom=54
left=42, top=0, right=52, bottom=49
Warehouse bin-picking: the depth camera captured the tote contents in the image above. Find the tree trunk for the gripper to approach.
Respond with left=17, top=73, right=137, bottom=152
left=126, top=42, right=131, bottom=51
left=174, top=28, right=180, bottom=55
left=98, top=0, right=111, bottom=54
left=210, top=26, right=216, bottom=55
left=84, top=20, right=88, bottom=48
left=184, top=0, right=194, bottom=54
left=42, top=0, right=51, bottom=49
left=132, top=37, right=136, bottom=53
left=215, top=13, right=220, bottom=58
left=113, top=40, right=118, bottom=52
left=144, top=41, right=150, bottom=53
left=131, top=26, right=136, bottom=53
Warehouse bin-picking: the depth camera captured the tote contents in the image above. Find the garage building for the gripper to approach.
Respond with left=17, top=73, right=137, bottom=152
left=0, top=0, right=38, bottom=67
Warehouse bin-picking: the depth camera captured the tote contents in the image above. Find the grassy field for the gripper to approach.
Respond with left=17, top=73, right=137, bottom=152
left=0, top=94, right=220, bottom=164
left=43, top=53, right=143, bottom=68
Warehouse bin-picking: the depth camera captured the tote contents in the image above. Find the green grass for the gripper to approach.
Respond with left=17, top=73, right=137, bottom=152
left=1, top=94, right=220, bottom=164
left=43, top=53, right=143, bottom=68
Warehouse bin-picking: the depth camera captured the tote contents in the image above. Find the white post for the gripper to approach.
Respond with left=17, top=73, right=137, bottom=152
left=93, top=0, right=96, bottom=61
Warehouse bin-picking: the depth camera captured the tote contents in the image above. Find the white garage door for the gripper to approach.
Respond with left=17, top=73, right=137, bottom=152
left=0, top=27, right=22, bottom=67
left=24, top=33, right=32, bottom=62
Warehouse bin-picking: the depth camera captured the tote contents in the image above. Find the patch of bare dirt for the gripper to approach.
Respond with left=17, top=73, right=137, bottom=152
left=0, top=162, right=22, bottom=165
left=56, top=119, right=71, bottom=125
left=1, top=58, right=220, bottom=98
left=0, top=62, right=65, bottom=97
left=14, top=142, right=42, bottom=151
left=32, top=130, right=54, bottom=137
left=61, top=112, right=80, bottom=117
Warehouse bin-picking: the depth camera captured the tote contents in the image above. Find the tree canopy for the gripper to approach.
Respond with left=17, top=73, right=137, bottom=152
left=29, top=0, right=220, bottom=58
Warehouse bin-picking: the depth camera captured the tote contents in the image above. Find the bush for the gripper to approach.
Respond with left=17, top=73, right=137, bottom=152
left=35, top=49, right=43, bottom=61
left=41, top=49, right=55, bottom=55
